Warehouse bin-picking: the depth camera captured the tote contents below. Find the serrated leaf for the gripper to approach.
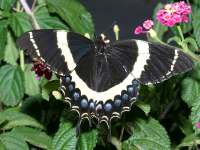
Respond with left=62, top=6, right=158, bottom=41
left=0, top=132, right=29, bottom=150
left=9, top=12, right=32, bottom=37
left=122, top=118, right=171, bottom=150
left=12, top=127, right=52, bottom=149
left=0, top=140, right=6, bottom=150
left=184, top=37, right=199, bottom=50
left=177, top=134, right=200, bottom=148
left=24, top=64, right=40, bottom=96
left=47, top=0, right=94, bottom=36
left=0, top=108, right=43, bottom=130
left=77, top=130, right=98, bottom=150
left=181, top=77, right=200, bottom=107
left=190, top=101, right=200, bottom=133
left=34, top=5, right=69, bottom=30
left=135, top=101, right=151, bottom=116
left=0, top=65, right=24, bottom=106
left=0, top=0, right=16, bottom=10
left=42, top=80, right=60, bottom=100
left=4, top=32, right=19, bottom=65
left=0, top=20, right=8, bottom=60
left=52, top=122, right=77, bottom=150
left=192, top=7, right=200, bottom=47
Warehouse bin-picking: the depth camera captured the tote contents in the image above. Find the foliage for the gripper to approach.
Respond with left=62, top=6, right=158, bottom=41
left=0, top=0, right=199, bottom=150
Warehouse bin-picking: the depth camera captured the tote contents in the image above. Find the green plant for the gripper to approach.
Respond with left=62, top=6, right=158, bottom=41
left=0, top=0, right=200, bottom=150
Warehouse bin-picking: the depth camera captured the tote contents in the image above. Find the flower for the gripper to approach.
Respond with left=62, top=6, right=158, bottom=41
left=31, top=61, right=52, bottom=80
left=134, top=19, right=154, bottom=35
left=143, top=19, right=154, bottom=30
left=156, top=1, right=191, bottom=27
left=134, top=26, right=143, bottom=35
left=196, top=122, right=200, bottom=129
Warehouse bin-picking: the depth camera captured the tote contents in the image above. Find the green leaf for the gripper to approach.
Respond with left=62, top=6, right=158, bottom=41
left=0, top=132, right=29, bottom=150
left=122, top=118, right=171, bottom=150
left=190, top=101, right=200, bottom=133
left=12, top=127, right=52, bottom=149
left=135, top=101, right=151, bottom=116
left=77, top=130, right=98, bottom=150
left=184, top=37, right=199, bottom=50
left=0, top=140, right=6, bottom=150
left=0, top=20, right=8, bottom=60
left=52, top=122, right=77, bottom=150
left=9, top=12, right=32, bottom=37
left=42, top=80, right=60, bottom=100
left=4, top=32, right=19, bottom=65
left=191, top=62, right=200, bottom=80
left=180, top=23, right=192, bottom=34
left=0, top=108, right=43, bottom=130
left=34, top=5, right=69, bottom=30
left=0, top=65, right=24, bottom=106
left=192, top=7, right=200, bottom=47
left=0, top=0, right=16, bottom=10
left=47, top=0, right=94, bottom=36
left=177, top=134, right=200, bottom=148
left=24, top=64, right=40, bottom=96
left=181, top=77, right=200, bottom=107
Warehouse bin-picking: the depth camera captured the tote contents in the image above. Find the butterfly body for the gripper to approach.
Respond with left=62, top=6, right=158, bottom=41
left=17, top=30, right=193, bottom=128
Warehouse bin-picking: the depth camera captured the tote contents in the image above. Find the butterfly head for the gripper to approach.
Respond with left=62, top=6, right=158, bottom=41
left=94, top=34, right=110, bottom=56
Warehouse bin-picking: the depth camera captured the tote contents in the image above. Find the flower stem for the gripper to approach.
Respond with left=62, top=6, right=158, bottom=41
left=177, top=25, right=184, bottom=42
left=19, top=0, right=40, bottom=29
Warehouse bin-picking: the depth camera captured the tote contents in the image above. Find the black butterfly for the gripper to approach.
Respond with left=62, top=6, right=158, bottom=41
left=17, top=29, right=193, bottom=129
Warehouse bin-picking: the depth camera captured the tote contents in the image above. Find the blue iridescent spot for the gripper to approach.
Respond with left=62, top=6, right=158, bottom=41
left=114, top=99, right=122, bottom=108
left=81, top=98, right=88, bottom=109
left=132, top=79, right=139, bottom=85
left=127, top=86, right=134, bottom=97
left=122, top=93, right=129, bottom=101
left=68, top=84, right=74, bottom=92
left=89, top=101, right=95, bottom=111
left=104, top=103, right=112, bottom=112
left=65, top=76, right=71, bottom=84
left=73, top=92, right=80, bottom=101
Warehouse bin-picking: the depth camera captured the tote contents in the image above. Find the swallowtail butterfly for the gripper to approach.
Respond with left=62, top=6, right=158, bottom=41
left=17, top=29, right=193, bottom=132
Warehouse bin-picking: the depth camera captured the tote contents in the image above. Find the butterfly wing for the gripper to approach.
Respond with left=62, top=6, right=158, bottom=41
left=17, top=29, right=94, bottom=75
left=111, top=39, right=193, bottom=84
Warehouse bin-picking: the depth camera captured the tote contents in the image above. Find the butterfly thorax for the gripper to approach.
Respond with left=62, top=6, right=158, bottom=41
left=94, top=35, right=110, bottom=57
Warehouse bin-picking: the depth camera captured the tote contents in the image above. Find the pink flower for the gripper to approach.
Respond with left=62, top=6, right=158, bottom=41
left=134, top=26, right=143, bottom=35
left=156, top=1, right=191, bottom=27
left=143, top=19, right=154, bottom=30
left=134, top=19, right=154, bottom=35
left=196, top=122, right=200, bottom=129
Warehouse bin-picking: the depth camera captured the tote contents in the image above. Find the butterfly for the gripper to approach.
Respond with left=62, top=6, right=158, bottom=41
left=17, top=29, right=193, bottom=130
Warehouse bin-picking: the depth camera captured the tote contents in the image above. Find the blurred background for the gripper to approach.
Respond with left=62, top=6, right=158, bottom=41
left=82, top=0, right=167, bottom=39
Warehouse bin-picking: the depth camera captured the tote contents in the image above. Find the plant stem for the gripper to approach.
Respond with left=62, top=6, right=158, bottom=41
left=177, top=25, right=184, bottom=42
left=19, top=0, right=40, bottom=29
left=20, top=50, right=25, bottom=71
left=176, top=25, right=200, bottom=62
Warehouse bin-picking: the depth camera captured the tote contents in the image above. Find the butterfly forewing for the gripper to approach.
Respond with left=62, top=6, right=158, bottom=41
left=112, top=40, right=193, bottom=85
left=17, top=29, right=94, bottom=75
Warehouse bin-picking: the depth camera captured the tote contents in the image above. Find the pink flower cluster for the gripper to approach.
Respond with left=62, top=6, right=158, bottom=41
left=156, top=1, right=191, bottom=27
left=134, top=19, right=154, bottom=35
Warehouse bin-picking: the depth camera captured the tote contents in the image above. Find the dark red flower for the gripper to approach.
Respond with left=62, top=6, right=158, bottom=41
left=32, top=61, right=52, bottom=80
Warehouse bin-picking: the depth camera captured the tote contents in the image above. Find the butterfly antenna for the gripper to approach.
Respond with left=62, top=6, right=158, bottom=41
left=101, top=21, right=117, bottom=36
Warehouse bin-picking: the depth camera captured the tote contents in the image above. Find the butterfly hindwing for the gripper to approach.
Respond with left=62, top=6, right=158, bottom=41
left=17, top=29, right=94, bottom=75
